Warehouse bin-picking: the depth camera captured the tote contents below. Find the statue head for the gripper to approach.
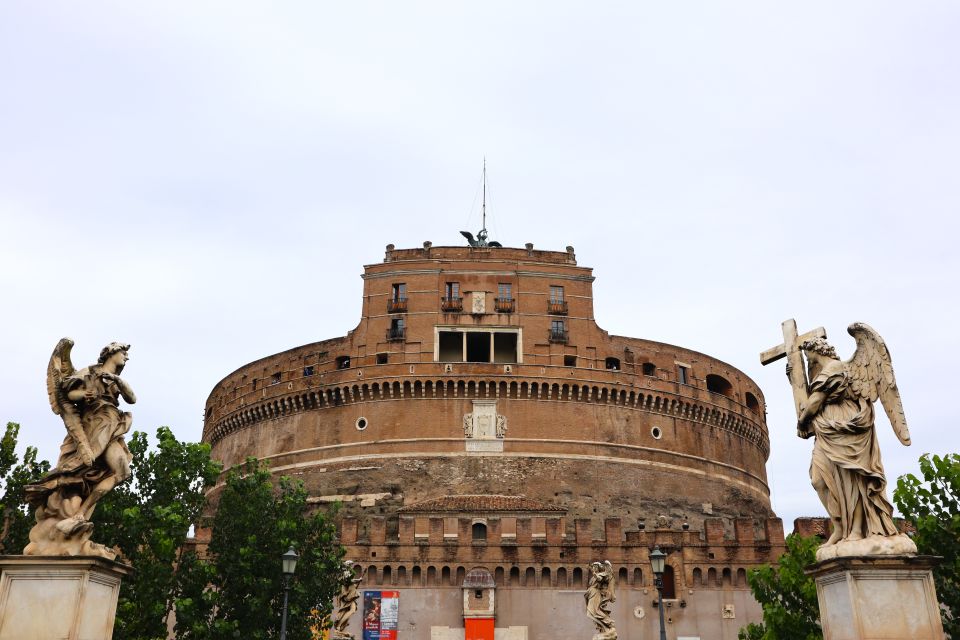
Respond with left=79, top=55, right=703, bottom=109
left=98, top=342, right=131, bottom=370
left=800, top=337, right=838, bottom=360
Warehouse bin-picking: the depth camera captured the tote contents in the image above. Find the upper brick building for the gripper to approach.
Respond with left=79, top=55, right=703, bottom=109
left=202, top=241, right=784, bottom=639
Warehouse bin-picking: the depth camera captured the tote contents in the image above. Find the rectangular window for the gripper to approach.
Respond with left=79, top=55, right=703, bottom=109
left=678, top=365, right=689, bottom=385
left=376, top=353, right=388, bottom=365
left=549, top=285, right=564, bottom=302
left=270, top=372, right=282, bottom=385
left=501, top=517, right=517, bottom=538
left=466, top=332, right=491, bottom=362
left=438, top=331, right=462, bottom=362
left=303, top=365, right=315, bottom=377
left=498, top=283, right=512, bottom=299
left=551, top=319, right=565, bottom=334
left=392, top=283, right=406, bottom=301
left=445, top=282, right=460, bottom=299
left=492, top=332, right=518, bottom=363
left=252, top=378, right=258, bottom=390
left=564, top=355, right=577, bottom=367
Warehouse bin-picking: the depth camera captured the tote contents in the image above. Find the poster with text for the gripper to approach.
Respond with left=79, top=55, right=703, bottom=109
left=362, top=591, right=398, bottom=640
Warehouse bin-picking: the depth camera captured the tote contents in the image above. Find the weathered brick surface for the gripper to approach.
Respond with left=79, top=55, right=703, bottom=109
left=199, top=244, right=784, bottom=632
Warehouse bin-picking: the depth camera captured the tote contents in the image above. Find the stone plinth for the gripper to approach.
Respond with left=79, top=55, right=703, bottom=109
left=806, top=555, right=944, bottom=640
left=0, top=556, right=132, bottom=640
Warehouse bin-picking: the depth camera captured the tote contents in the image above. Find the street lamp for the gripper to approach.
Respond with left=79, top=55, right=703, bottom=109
left=650, top=546, right=667, bottom=640
left=280, top=545, right=299, bottom=640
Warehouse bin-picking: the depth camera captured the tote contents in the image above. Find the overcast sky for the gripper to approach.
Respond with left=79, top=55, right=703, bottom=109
left=1, top=2, right=958, bottom=530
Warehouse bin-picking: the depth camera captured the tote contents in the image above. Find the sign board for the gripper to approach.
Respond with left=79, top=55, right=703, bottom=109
left=363, top=591, right=398, bottom=640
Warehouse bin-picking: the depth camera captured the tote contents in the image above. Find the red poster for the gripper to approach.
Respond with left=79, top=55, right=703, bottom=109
left=363, top=591, right=398, bottom=640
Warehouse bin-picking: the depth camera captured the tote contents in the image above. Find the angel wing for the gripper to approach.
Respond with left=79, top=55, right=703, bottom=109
left=605, top=560, right=616, bottom=601
left=845, top=323, right=910, bottom=445
left=47, top=338, right=76, bottom=416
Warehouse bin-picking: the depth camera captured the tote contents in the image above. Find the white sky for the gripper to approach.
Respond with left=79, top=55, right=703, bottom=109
left=1, top=2, right=958, bottom=530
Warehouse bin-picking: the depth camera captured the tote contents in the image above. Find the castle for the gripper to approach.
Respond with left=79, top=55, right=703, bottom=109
left=202, top=240, right=786, bottom=639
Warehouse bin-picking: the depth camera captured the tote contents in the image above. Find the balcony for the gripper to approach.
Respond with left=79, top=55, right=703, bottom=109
left=441, top=296, right=463, bottom=313
left=495, top=297, right=515, bottom=313
left=387, top=298, right=407, bottom=313
left=547, top=300, right=568, bottom=315
left=386, top=326, right=406, bottom=342
left=548, top=328, right=569, bottom=344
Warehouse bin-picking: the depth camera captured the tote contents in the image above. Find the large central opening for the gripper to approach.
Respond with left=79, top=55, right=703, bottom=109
left=466, top=332, right=491, bottom=362
left=436, top=328, right=521, bottom=363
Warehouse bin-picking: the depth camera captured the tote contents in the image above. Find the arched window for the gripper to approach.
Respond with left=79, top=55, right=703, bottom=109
left=525, top=567, right=536, bottom=586
left=706, top=374, right=733, bottom=398
left=472, top=522, right=487, bottom=542
left=632, top=568, right=643, bottom=586
left=642, top=362, right=656, bottom=376
left=494, top=567, right=504, bottom=586
left=541, top=567, right=551, bottom=586
left=442, top=566, right=451, bottom=585
left=745, top=392, right=761, bottom=415
left=618, top=567, right=628, bottom=584
left=736, top=568, right=747, bottom=587
left=692, top=567, right=702, bottom=586
left=605, top=357, right=620, bottom=370
left=509, top=567, right=520, bottom=586
left=572, top=567, right=584, bottom=587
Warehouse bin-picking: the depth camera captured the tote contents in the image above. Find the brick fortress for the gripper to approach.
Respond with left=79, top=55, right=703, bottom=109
left=202, top=241, right=787, bottom=639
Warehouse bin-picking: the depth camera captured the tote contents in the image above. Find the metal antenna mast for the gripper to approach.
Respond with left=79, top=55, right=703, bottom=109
left=460, top=158, right=501, bottom=247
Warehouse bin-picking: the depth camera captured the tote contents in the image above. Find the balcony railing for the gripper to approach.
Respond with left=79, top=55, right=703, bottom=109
left=548, top=328, right=569, bottom=344
left=387, top=298, right=408, bottom=313
left=386, top=327, right=406, bottom=342
left=547, top=300, right=568, bottom=315
left=495, top=297, right=515, bottom=313
left=441, top=296, right=463, bottom=312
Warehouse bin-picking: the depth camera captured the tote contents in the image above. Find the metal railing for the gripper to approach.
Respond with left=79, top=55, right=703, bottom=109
left=441, top=296, right=463, bottom=312
left=387, top=298, right=408, bottom=313
left=495, top=297, right=515, bottom=313
left=386, top=327, right=406, bottom=342
left=548, top=328, right=569, bottom=344
left=547, top=300, right=568, bottom=315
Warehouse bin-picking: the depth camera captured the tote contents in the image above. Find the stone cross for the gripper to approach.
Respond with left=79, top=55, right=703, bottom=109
left=759, top=319, right=826, bottom=418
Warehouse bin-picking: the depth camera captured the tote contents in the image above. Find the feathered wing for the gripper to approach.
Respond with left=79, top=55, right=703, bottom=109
left=845, top=323, right=910, bottom=445
left=605, top=560, right=616, bottom=602
left=46, top=338, right=76, bottom=416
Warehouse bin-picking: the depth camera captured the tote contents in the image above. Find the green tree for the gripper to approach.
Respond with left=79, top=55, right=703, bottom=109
left=894, top=453, right=960, bottom=637
left=175, top=458, right=345, bottom=640
left=738, top=534, right=822, bottom=640
left=93, top=427, right=222, bottom=640
left=0, top=422, right=51, bottom=553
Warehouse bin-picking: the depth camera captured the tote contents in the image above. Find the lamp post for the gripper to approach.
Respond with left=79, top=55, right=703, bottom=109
left=280, top=545, right=299, bottom=640
left=650, top=546, right=667, bottom=640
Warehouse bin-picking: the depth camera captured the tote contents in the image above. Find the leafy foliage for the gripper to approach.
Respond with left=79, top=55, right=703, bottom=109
left=93, top=427, right=222, bottom=640
left=738, top=534, right=822, bottom=640
left=175, top=458, right=345, bottom=640
left=0, top=422, right=51, bottom=553
left=894, top=453, right=960, bottom=637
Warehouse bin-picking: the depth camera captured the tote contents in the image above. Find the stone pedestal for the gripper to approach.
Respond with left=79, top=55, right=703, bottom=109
left=806, top=555, right=944, bottom=640
left=0, top=556, right=132, bottom=640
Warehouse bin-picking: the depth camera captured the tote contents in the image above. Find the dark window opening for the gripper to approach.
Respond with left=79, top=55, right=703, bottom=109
left=466, top=332, right=491, bottom=363
left=392, top=283, right=406, bottom=301
left=745, top=391, right=761, bottom=414
left=475, top=590, right=483, bottom=599
left=492, top=332, right=517, bottom=363
left=564, top=355, right=577, bottom=367
left=677, top=365, right=688, bottom=385
left=661, top=566, right=676, bottom=599
left=439, top=331, right=462, bottom=362
left=252, top=378, right=258, bottom=390
left=472, top=522, right=487, bottom=541
left=336, top=356, right=351, bottom=369
left=445, top=282, right=460, bottom=298
left=387, top=318, right=405, bottom=341
left=205, top=407, right=212, bottom=419
left=605, top=357, right=620, bottom=370
left=376, top=353, right=388, bottom=365
left=642, top=362, right=656, bottom=376
left=270, top=372, right=281, bottom=385
left=549, top=285, right=564, bottom=302
left=303, top=365, right=315, bottom=377
left=706, top=374, right=733, bottom=398
left=549, top=320, right=568, bottom=343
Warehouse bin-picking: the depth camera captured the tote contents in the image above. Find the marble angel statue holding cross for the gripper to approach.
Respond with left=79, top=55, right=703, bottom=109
left=761, top=320, right=917, bottom=561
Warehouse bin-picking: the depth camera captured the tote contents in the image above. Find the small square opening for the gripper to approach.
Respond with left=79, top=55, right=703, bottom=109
left=564, top=355, right=577, bottom=367
left=376, top=353, right=388, bottom=365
